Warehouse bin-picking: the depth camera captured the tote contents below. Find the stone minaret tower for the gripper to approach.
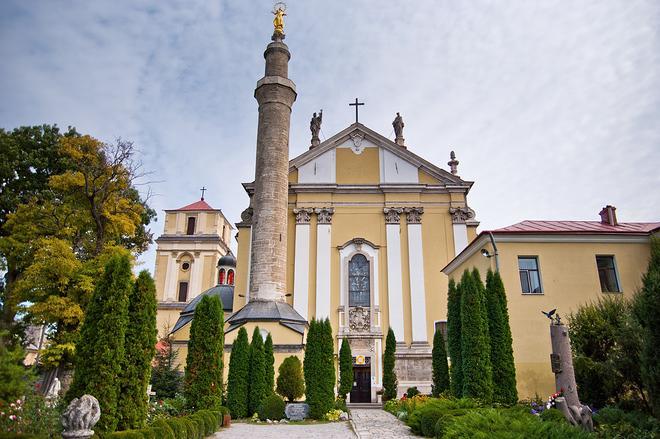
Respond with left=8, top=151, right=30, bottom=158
left=248, top=16, right=297, bottom=302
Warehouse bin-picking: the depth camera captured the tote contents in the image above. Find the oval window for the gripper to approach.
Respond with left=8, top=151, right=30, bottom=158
left=181, top=262, right=191, bottom=271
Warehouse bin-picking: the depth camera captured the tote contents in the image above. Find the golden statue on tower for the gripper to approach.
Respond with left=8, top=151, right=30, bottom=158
left=272, top=2, right=286, bottom=40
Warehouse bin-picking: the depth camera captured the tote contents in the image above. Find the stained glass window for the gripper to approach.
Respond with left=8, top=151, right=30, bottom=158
left=349, top=254, right=370, bottom=307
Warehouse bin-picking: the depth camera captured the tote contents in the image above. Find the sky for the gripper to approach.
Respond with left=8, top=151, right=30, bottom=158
left=1, top=1, right=659, bottom=274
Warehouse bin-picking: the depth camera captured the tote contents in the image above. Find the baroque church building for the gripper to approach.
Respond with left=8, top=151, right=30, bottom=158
left=155, top=13, right=478, bottom=402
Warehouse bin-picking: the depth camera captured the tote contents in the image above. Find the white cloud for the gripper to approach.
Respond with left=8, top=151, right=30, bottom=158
left=1, top=1, right=659, bottom=274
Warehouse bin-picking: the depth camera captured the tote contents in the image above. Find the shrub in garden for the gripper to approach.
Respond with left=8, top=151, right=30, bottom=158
left=406, top=387, right=421, bottom=398
left=304, top=319, right=335, bottom=419
left=382, top=327, right=398, bottom=401
left=485, top=269, right=517, bottom=405
left=432, top=327, right=450, bottom=397
left=634, top=237, right=660, bottom=417
left=264, top=333, right=275, bottom=394
left=276, top=355, right=304, bottom=402
left=420, top=407, right=443, bottom=437
left=0, top=333, right=33, bottom=405
left=248, top=326, right=267, bottom=416
left=460, top=269, right=493, bottom=401
left=338, top=338, right=353, bottom=399
left=540, top=407, right=568, bottom=424
left=406, top=397, right=477, bottom=435
left=258, top=393, right=286, bottom=421
left=226, top=326, right=250, bottom=418
left=446, top=278, right=463, bottom=397
left=183, top=294, right=224, bottom=411
left=150, top=332, right=182, bottom=399
left=117, top=271, right=157, bottom=430
left=67, top=252, right=132, bottom=433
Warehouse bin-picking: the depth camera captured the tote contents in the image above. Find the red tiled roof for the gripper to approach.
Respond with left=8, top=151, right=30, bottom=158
left=175, top=199, right=215, bottom=211
left=491, top=220, right=660, bottom=235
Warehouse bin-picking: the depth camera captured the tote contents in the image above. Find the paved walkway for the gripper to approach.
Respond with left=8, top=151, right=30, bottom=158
left=350, top=409, right=415, bottom=438
left=212, top=421, right=356, bottom=438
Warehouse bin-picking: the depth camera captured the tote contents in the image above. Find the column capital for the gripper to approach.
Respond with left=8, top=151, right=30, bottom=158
left=293, top=208, right=314, bottom=224
left=383, top=207, right=403, bottom=224
left=449, top=206, right=476, bottom=224
left=405, top=207, right=424, bottom=224
left=315, top=207, right=335, bottom=224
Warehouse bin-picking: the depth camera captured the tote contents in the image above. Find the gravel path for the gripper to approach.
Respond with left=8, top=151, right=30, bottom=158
left=212, top=420, right=356, bottom=438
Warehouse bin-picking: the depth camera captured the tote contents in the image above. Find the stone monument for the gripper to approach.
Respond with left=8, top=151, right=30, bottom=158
left=545, top=310, right=594, bottom=432
left=310, top=110, right=322, bottom=148
left=392, top=112, right=405, bottom=146
left=61, top=394, right=101, bottom=439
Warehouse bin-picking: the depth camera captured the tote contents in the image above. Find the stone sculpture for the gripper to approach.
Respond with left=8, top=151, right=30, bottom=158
left=310, top=110, right=322, bottom=147
left=547, top=315, right=594, bottom=432
left=61, top=394, right=101, bottom=439
left=392, top=112, right=405, bottom=145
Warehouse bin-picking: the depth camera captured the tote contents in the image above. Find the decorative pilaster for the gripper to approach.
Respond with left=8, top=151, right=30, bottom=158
left=292, top=208, right=313, bottom=319
left=384, top=207, right=405, bottom=342
left=190, top=251, right=203, bottom=300
left=165, top=252, right=178, bottom=301
left=449, top=206, right=475, bottom=255
left=315, top=207, right=334, bottom=319
left=406, top=207, right=428, bottom=343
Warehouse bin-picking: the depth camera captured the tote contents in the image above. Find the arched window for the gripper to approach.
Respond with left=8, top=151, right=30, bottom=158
left=218, top=268, right=226, bottom=285
left=348, top=254, right=370, bottom=307
left=227, top=270, right=235, bottom=286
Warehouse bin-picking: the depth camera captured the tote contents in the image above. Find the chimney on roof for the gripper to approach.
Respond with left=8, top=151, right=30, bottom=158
left=599, top=205, right=618, bottom=226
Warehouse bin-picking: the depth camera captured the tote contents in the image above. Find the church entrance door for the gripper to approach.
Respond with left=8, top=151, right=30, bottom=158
left=351, top=365, right=371, bottom=403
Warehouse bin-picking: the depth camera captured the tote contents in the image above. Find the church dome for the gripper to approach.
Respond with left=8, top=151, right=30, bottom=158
left=170, top=284, right=234, bottom=334
left=217, top=253, right=236, bottom=268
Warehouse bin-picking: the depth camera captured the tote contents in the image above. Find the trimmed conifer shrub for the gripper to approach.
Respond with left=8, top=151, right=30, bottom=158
left=634, top=237, right=660, bottom=416
left=226, top=326, right=250, bottom=418
left=150, top=333, right=182, bottom=399
left=485, top=269, right=518, bottom=404
left=432, top=326, right=450, bottom=397
left=264, top=333, right=275, bottom=395
left=117, top=270, right=158, bottom=430
left=460, top=269, right=493, bottom=401
left=447, top=278, right=463, bottom=397
left=383, top=327, right=398, bottom=401
left=67, top=252, right=132, bottom=433
left=338, top=338, right=353, bottom=399
left=247, top=326, right=266, bottom=416
left=304, top=318, right=336, bottom=419
left=276, top=355, right=305, bottom=402
left=183, top=294, right=224, bottom=411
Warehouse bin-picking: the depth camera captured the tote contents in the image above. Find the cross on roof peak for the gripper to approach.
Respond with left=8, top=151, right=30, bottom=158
left=200, top=186, right=207, bottom=200
left=349, top=98, right=365, bottom=123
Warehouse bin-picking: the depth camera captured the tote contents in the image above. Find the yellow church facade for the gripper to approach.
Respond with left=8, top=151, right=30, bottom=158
left=442, top=206, right=659, bottom=399
left=230, top=122, right=478, bottom=400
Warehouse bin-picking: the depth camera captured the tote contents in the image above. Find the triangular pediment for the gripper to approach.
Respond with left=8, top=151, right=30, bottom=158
left=289, top=122, right=469, bottom=187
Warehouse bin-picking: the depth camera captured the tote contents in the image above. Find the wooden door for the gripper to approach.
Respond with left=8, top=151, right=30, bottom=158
left=350, top=365, right=371, bottom=403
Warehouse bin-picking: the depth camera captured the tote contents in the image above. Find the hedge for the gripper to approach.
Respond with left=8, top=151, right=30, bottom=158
left=104, top=408, right=226, bottom=439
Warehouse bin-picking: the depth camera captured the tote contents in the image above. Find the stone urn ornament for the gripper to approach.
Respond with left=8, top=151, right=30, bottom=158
left=61, top=394, right=101, bottom=439
left=543, top=309, right=594, bottom=432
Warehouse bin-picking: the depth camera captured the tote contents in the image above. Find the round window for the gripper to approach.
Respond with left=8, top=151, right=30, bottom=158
left=181, top=262, right=191, bottom=271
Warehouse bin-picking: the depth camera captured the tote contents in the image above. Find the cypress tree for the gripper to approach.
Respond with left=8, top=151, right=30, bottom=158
left=319, top=319, right=336, bottom=413
left=264, top=333, right=275, bottom=394
left=431, top=326, right=450, bottom=397
left=226, top=327, right=250, bottom=418
left=304, top=320, right=319, bottom=415
left=117, top=271, right=157, bottom=430
left=183, top=294, right=224, bottom=410
left=460, top=269, right=493, bottom=401
left=634, top=238, right=660, bottom=416
left=248, top=326, right=266, bottom=416
left=338, top=338, right=353, bottom=399
left=150, top=333, right=182, bottom=398
left=67, top=252, right=132, bottom=433
left=485, top=269, right=518, bottom=404
left=447, top=278, right=463, bottom=397
left=382, top=327, right=398, bottom=401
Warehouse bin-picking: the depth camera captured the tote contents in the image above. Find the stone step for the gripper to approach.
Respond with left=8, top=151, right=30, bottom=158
left=347, top=402, right=383, bottom=410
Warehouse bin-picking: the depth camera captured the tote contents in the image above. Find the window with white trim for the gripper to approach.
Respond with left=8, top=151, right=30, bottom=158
left=348, top=254, right=370, bottom=307
left=518, top=256, right=542, bottom=294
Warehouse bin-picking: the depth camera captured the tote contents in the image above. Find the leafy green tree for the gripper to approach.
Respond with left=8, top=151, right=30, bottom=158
left=383, top=327, right=398, bottom=401
left=117, top=271, right=157, bottom=430
left=432, top=327, right=450, bottom=397
left=264, top=333, right=275, bottom=394
left=248, top=326, right=267, bottom=416
left=338, top=339, right=353, bottom=399
left=183, top=295, right=224, bottom=411
left=635, top=238, right=660, bottom=416
left=226, top=327, right=250, bottom=418
left=276, top=355, right=305, bottom=402
left=0, top=330, right=34, bottom=404
left=447, top=278, right=463, bottom=397
left=66, top=252, right=132, bottom=433
left=150, top=332, right=182, bottom=399
left=570, top=296, right=645, bottom=409
left=485, top=269, right=518, bottom=404
left=460, top=269, right=493, bottom=401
